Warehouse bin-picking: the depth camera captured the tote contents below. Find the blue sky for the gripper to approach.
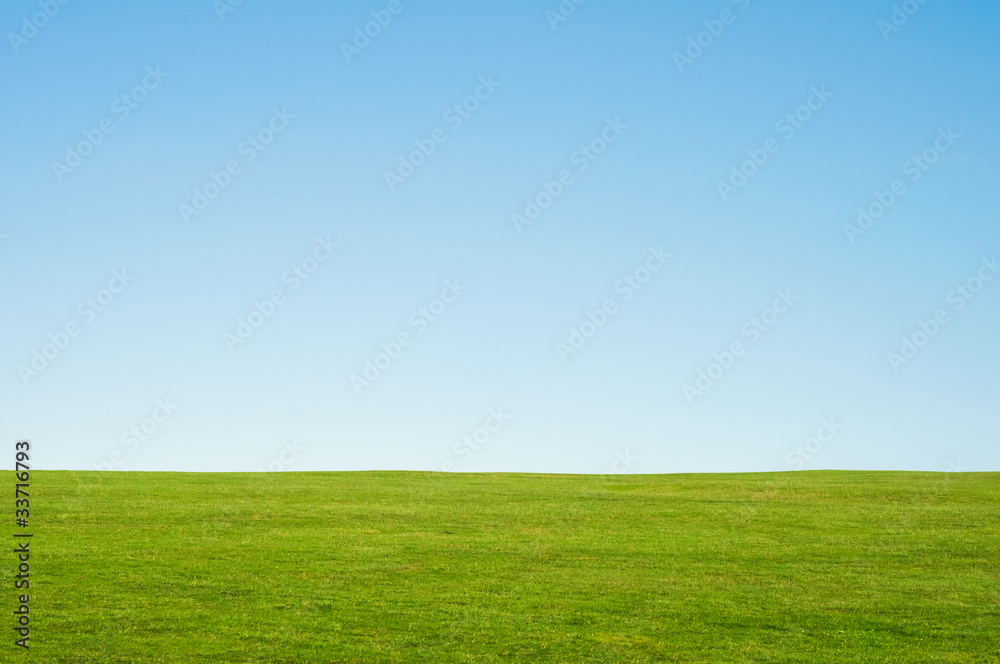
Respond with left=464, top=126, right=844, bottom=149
left=2, top=0, right=998, bottom=473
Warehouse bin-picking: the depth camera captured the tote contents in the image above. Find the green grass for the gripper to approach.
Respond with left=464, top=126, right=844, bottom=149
left=20, top=471, right=1000, bottom=662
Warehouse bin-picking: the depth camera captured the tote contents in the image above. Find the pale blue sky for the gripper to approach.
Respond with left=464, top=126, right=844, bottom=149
left=2, top=0, right=998, bottom=473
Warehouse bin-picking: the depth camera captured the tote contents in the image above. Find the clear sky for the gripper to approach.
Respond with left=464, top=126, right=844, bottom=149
left=2, top=0, right=998, bottom=473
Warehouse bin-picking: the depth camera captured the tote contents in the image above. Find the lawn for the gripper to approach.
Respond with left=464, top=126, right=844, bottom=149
left=21, top=471, right=1000, bottom=662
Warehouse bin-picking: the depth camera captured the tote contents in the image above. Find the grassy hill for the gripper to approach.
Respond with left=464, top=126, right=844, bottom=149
left=25, top=471, right=1000, bottom=662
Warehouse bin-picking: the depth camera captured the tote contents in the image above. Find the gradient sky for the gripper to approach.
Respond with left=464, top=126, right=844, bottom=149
left=2, top=0, right=998, bottom=473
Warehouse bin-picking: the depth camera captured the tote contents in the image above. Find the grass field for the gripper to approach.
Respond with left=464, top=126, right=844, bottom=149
left=22, top=471, right=1000, bottom=662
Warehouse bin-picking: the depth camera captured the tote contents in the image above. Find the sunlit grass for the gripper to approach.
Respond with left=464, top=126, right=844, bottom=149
left=31, top=470, right=1000, bottom=663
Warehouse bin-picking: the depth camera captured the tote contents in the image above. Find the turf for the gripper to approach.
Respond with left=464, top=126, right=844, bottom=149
left=19, top=470, right=1000, bottom=662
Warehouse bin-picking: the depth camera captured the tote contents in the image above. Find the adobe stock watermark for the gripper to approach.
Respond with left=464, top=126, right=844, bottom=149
left=785, top=417, right=843, bottom=470
left=7, top=0, right=72, bottom=54
left=946, top=458, right=970, bottom=472
left=673, top=0, right=752, bottom=73
left=878, top=0, right=931, bottom=40
left=683, top=288, right=799, bottom=404
left=555, top=246, right=670, bottom=362
left=717, top=85, right=833, bottom=202
left=887, top=256, right=997, bottom=372
left=258, top=439, right=305, bottom=472
left=843, top=127, right=958, bottom=244
left=608, top=449, right=639, bottom=473
left=511, top=117, right=628, bottom=234
left=351, top=279, right=467, bottom=395
left=384, top=75, right=502, bottom=192
left=440, top=407, right=512, bottom=471
left=94, top=398, right=178, bottom=470
left=52, top=66, right=169, bottom=183
left=178, top=107, right=295, bottom=223
left=340, top=0, right=407, bottom=63
left=214, top=0, right=244, bottom=21
left=224, top=236, right=339, bottom=353
left=546, top=0, right=587, bottom=31
left=17, top=269, right=135, bottom=386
